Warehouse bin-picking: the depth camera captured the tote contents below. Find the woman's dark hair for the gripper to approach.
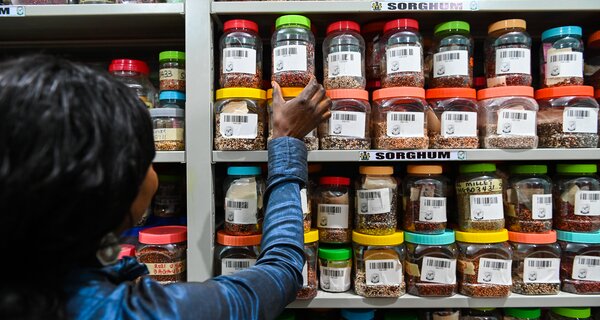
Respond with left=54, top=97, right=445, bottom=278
left=0, top=55, right=156, bottom=319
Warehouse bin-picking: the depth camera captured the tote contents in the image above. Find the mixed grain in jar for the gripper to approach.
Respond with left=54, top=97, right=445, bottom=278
left=220, top=19, right=262, bottom=89
left=541, top=26, right=584, bottom=88
left=150, top=108, right=185, bottom=151
left=272, top=15, right=315, bottom=88
left=431, top=21, right=473, bottom=88
left=403, top=165, right=448, bottom=234
left=355, top=166, right=397, bottom=236
left=214, top=230, right=261, bottom=276
left=159, top=51, right=186, bottom=92
left=223, top=166, right=265, bottom=236
left=137, top=226, right=187, bottom=284
left=267, top=87, right=318, bottom=150
left=319, top=246, right=353, bottom=293
left=426, top=88, right=479, bottom=149
left=554, top=164, right=600, bottom=232
left=109, top=59, right=157, bottom=108
left=214, top=88, right=266, bottom=151
left=484, top=19, right=532, bottom=87
left=320, top=89, right=371, bottom=150
left=323, top=21, right=366, bottom=90
left=557, top=230, right=600, bottom=294
left=316, top=176, right=353, bottom=244
left=297, top=230, right=319, bottom=299
left=381, top=19, right=424, bottom=88
left=505, top=165, right=553, bottom=233
left=363, top=21, right=385, bottom=81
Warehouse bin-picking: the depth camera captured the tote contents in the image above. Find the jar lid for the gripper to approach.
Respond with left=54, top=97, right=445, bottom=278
left=404, top=230, right=455, bottom=245
left=477, top=86, right=534, bottom=100
left=327, top=20, right=360, bottom=34
left=159, top=51, right=185, bottom=62
left=217, top=230, right=261, bottom=246
left=326, top=89, right=369, bottom=101
left=589, top=30, right=600, bottom=47
left=159, top=91, right=186, bottom=101
left=535, top=86, right=594, bottom=100
left=474, top=77, right=486, bottom=89
left=118, top=244, right=136, bottom=259
left=359, top=166, right=393, bottom=175
left=383, top=18, right=419, bottom=33
left=341, top=309, right=376, bottom=320
left=508, top=230, right=557, bottom=244
left=149, top=107, right=184, bottom=118
left=352, top=231, right=404, bottom=246
left=224, top=19, right=258, bottom=33
left=304, top=229, right=319, bottom=243
left=276, top=15, right=311, bottom=30
left=556, top=164, right=597, bottom=174
left=362, top=21, right=386, bottom=35
left=551, top=308, right=591, bottom=319
left=308, top=163, right=322, bottom=174
left=318, top=246, right=352, bottom=260
left=488, top=19, right=526, bottom=34
left=509, top=164, right=548, bottom=174
left=227, top=166, right=261, bottom=176
left=373, top=87, right=426, bottom=100
left=459, top=163, right=496, bottom=174
left=434, top=21, right=470, bottom=35
left=266, top=87, right=303, bottom=100
left=407, top=165, right=443, bottom=175
left=216, top=88, right=266, bottom=101
left=426, top=88, right=476, bottom=100
left=505, top=308, right=541, bottom=319
left=556, top=230, right=600, bottom=244
left=139, top=226, right=187, bottom=245
left=455, top=229, right=509, bottom=244
left=596, top=89, right=600, bottom=99
left=108, top=59, right=150, bottom=75
left=319, top=176, right=351, bottom=186
left=366, top=80, right=382, bottom=91
left=542, top=26, right=582, bottom=41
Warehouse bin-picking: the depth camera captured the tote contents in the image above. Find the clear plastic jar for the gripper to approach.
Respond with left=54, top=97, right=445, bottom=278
left=403, top=165, right=448, bottom=234
left=109, top=59, right=157, bottom=108
left=505, top=165, right=553, bottom=233
left=153, top=174, right=185, bottom=218
left=223, top=166, right=265, bottom=236
left=549, top=308, right=592, bottom=320
left=150, top=108, right=185, bottom=151
left=306, top=164, right=322, bottom=232
left=381, top=19, right=424, bottom=88
left=558, top=230, right=600, bottom=294
left=405, top=230, right=458, bottom=297
left=372, top=87, right=428, bottom=149
left=323, top=21, right=366, bottom=90
left=137, top=226, right=187, bottom=284
left=220, top=20, right=262, bottom=89
left=456, top=229, right=513, bottom=297
left=320, top=89, right=371, bottom=150
left=484, top=19, right=532, bottom=87
left=461, top=309, right=502, bottom=320
left=319, top=246, right=352, bottom=293
left=456, top=163, right=505, bottom=232
left=508, top=231, right=561, bottom=295
left=352, top=231, right=406, bottom=297
left=159, top=51, right=185, bottom=92
left=363, top=21, right=385, bottom=81
left=536, top=86, right=599, bottom=148
left=297, top=230, right=319, bottom=299
left=159, top=91, right=186, bottom=109
left=317, top=177, right=352, bottom=244
left=214, top=88, right=266, bottom=151
left=431, top=21, right=473, bottom=88
left=214, top=230, right=260, bottom=276
left=272, top=15, right=315, bottom=88
left=426, top=88, right=479, bottom=149
left=478, top=86, right=539, bottom=149
left=541, top=26, right=584, bottom=88
left=355, top=166, right=397, bottom=236
left=504, top=308, right=541, bottom=320
left=554, top=164, right=600, bottom=232
left=585, top=31, right=600, bottom=89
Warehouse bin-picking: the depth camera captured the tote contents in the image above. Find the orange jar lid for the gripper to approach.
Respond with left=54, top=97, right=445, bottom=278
left=326, top=89, right=369, bottom=101
left=359, top=166, right=394, bottom=175
left=508, top=230, right=557, bottom=244
left=373, top=87, right=426, bottom=100
left=488, top=19, right=526, bottom=34
left=407, top=165, right=443, bottom=174
left=588, top=30, right=600, bottom=47
left=308, top=163, right=323, bottom=174
left=535, top=86, right=594, bottom=100
left=217, top=230, right=262, bottom=246
left=266, top=87, right=304, bottom=100
left=426, top=88, right=476, bottom=100
left=477, top=86, right=533, bottom=100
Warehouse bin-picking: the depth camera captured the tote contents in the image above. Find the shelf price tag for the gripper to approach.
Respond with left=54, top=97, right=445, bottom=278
left=370, top=1, right=478, bottom=11
left=358, top=150, right=467, bottom=161
left=0, top=6, right=25, bottom=17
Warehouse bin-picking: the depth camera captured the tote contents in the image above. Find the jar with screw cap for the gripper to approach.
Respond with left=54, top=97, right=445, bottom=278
left=214, top=230, right=261, bottom=276
left=426, top=88, right=479, bottom=149
left=220, top=20, right=262, bottom=89
left=316, top=176, right=353, bottom=244
left=223, top=166, right=265, bottom=236
left=403, top=165, right=449, bottom=234
left=485, top=19, right=532, bottom=87
left=272, top=15, right=315, bottom=88
left=541, top=26, right=584, bottom=88
left=159, top=51, right=185, bottom=92
left=109, top=59, right=157, bottom=108
left=137, top=226, right=187, bottom=284
left=431, top=21, right=473, bottom=88
left=323, top=21, right=366, bottom=90
left=557, top=230, right=600, bottom=294
left=381, top=18, right=424, bottom=88
left=319, top=246, right=352, bottom=293
left=554, top=164, right=600, bottom=232
left=355, top=166, right=397, bottom=236
left=505, top=165, right=553, bottom=233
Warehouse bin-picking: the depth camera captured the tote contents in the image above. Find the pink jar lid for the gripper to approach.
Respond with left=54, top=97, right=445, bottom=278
left=139, top=226, right=187, bottom=245
left=327, top=21, right=360, bottom=34
left=224, top=19, right=258, bottom=33
left=108, top=59, right=149, bottom=75
left=118, top=244, right=136, bottom=259
left=508, top=230, right=557, bottom=244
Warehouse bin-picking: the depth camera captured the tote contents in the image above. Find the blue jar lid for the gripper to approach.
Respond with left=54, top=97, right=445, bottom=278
left=405, top=230, right=455, bottom=245
left=341, top=309, right=375, bottom=320
left=556, top=230, right=600, bottom=244
left=227, top=166, right=261, bottom=176
left=149, top=107, right=184, bottom=118
left=542, top=26, right=582, bottom=41
left=159, top=91, right=186, bottom=101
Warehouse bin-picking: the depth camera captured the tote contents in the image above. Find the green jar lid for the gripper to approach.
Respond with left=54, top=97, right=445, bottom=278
left=434, top=21, right=470, bottom=34
left=505, top=308, right=542, bottom=319
left=459, top=163, right=496, bottom=174
left=556, top=164, right=597, bottom=174
left=551, top=308, right=591, bottom=319
left=318, top=246, right=352, bottom=260
left=276, top=15, right=311, bottom=30
left=510, top=165, right=548, bottom=175
left=384, top=311, right=418, bottom=320
left=159, top=51, right=186, bottom=61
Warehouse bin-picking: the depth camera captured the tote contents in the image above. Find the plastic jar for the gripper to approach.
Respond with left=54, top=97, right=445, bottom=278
left=297, top=230, right=319, bottom=299
left=461, top=309, right=502, bottom=320
left=381, top=19, right=424, bottom=88
left=266, top=87, right=318, bottom=150
left=484, top=19, right=532, bottom=87
left=431, top=21, right=473, bottom=88
left=554, top=164, right=600, bottom=232
left=214, top=230, right=260, bottom=276
left=352, top=231, right=406, bottom=297
left=508, top=231, right=561, bottom=295
left=137, top=226, right=187, bottom=284
left=159, top=51, right=185, bottom=92
left=549, top=308, right=592, bottom=320
left=153, top=174, right=185, bottom=218
left=305, top=164, right=322, bottom=232
left=213, top=88, right=266, bottom=151
left=372, top=87, right=428, bottom=149
left=426, top=88, right=479, bottom=149
left=536, top=86, right=599, bottom=148
left=504, top=309, right=541, bottom=320
left=355, top=166, right=397, bottom=236
left=456, top=163, right=504, bottom=232
left=150, top=108, right=185, bottom=151
left=220, top=20, right=262, bottom=89
left=403, top=165, right=448, bottom=234
left=478, top=86, right=539, bottom=149
left=319, top=246, right=352, bottom=293
left=320, top=89, right=371, bottom=150
left=272, top=15, right=315, bottom=88
left=118, top=244, right=136, bottom=260
left=342, top=309, right=376, bottom=320
left=405, top=230, right=458, bottom=297
left=558, top=229, right=600, bottom=294
left=317, top=176, right=352, bottom=244
left=505, top=165, right=553, bottom=233
left=159, top=91, right=186, bottom=109
left=363, top=21, right=385, bottom=81
left=109, top=59, right=157, bottom=108
left=223, top=166, right=265, bottom=236
left=455, top=229, right=513, bottom=297
left=541, top=26, right=584, bottom=88
left=323, top=21, right=366, bottom=90
left=585, top=31, right=600, bottom=89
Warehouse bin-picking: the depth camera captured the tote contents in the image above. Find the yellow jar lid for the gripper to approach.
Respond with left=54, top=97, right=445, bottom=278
left=455, top=229, right=509, bottom=243
left=304, top=229, right=319, bottom=243
left=407, top=165, right=443, bottom=175
left=216, top=88, right=266, bottom=101
left=359, top=166, right=394, bottom=175
left=266, top=87, right=304, bottom=100
left=488, top=19, right=526, bottom=34
left=352, top=231, right=404, bottom=246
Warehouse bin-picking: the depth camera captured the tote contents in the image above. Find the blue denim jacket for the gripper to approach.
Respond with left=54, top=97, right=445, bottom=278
left=64, top=137, right=307, bottom=320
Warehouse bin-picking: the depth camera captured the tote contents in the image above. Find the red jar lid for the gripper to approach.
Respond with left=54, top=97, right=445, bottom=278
left=319, top=176, right=351, bottom=186
left=139, top=226, right=187, bottom=245
left=596, top=89, right=600, bottom=99
left=326, top=89, right=369, bottom=101
left=426, top=88, right=476, bottom=100
left=477, top=86, right=534, bottom=100
left=108, top=59, right=149, bottom=75
left=217, top=230, right=261, bottom=246
left=373, top=87, right=426, bottom=100
left=362, top=21, right=386, bottom=35
left=327, top=21, right=360, bottom=34
left=535, top=86, right=594, bottom=100
left=509, top=230, right=557, bottom=244
left=384, top=19, right=419, bottom=33
left=118, top=244, right=136, bottom=259
left=224, top=19, right=259, bottom=33
left=366, top=80, right=381, bottom=91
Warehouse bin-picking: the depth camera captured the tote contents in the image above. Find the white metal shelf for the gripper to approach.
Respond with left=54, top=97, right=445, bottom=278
left=154, top=151, right=185, bottom=163
left=4, top=3, right=184, bottom=16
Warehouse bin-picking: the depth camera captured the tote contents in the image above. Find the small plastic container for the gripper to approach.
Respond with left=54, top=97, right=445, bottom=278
left=317, top=176, right=353, bottom=244
left=431, top=21, right=473, bottom=88
left=137, top=226, right=187, bottom=284
left=504, top=308, right=541, bottom=320
left=461, top=309, right=502, bottom=320
left=508, top=231, right=561, bottom=295
left=455, top=229, right=513, bottom=297
left=363, top=21, right=385, bottom=81
left=320, top=89, right=371, bottom=150
left=541, top=26, right=584, bottom=88
left=549, top=308, right=592, bottom=320
left=214, top=230, right=261, bottom=276
left=585, top=31, right=600, bottom=89
left=223, top=166, right=265, bottom=236
left=213, top=88, right=266, bottom=151
left=484, top=19, right=532, bottom=87
left=456, top=163, right=505, bottom=232
left=220, top=20, right=262, bottom=89
left=272, top=15, right=315, bottom=88
left=153, top=174, right=185, bottom=218
left=405, top=230, right=458, bottom=297
left=381, top=19, right=424, bottom=88
left=352, top=231, right=406, bottom=297
left=118, top=244, right=136, bottom=260
left=355, top=166, right=397, bottom=236
left=297, top=230, right=319, bottom=299
left=323, top=21, right=366, bottom=90
left=159, top=91, right=186, bottom=109
left=505, top=165, right=553, bottom=233
left=478, top=86, right=539, bottom=149
left=554, top=164, right=600, bottom=232
left=372, top=87, right=429, bottom=149
left=109, top=59, right=157, bottom=108
left=150, top=108, right=185, bottom=151
left=159, top=51, right=185, bottom=92
left=403, top=165, right=449, bottom=234
left=319, top=246, right=352, bottom=293
left=536, top=86, right=599, bottom=148
left=426, top=88, right=479, bottom=149
left=557, top=230, right=600, bottom=294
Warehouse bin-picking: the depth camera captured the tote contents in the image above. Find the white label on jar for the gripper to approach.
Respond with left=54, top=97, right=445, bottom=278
left=160, top=68, right=185, bottom=81
left=317, top=204, right=349, bottom=228
left=563, top=107, right=598, bottom=134
left=496, top=110, right=536, bottom=136
left=221, top=258, right=256, bottom=276
left=421, top=257, right=457, bottom=284
left=302, top=262, right=308, bottom=287
left=320, top=266, right=351, bottom=292
left=495, top=48, right=531, bottom=75
left=441, top=111, right=477, bottom=137
left=273, top=45, right=308, bottom=72
left=154, top=128, right=184, bottom=142
left=219, top=113, right=258, bottom=139
left=386, top=112, right=425, bottom=137
left=386, top=45, right=422, bottom=74
left=223, top=48, right=257, bottom=75
left=300, top=188, right=309, bottom=214
left=469, top=194, right=503, bottom=221
left=523, top=258, right=560, bottom=284
left=357, top=188, right=391, bottom=214
left=477, top=258, right=512, bottom=285
left=572, top=255, right=600, bottom=281
left=532, top=194, right=553, bottom=220
left=225, top=198, right=258, bottom=224
left=546, top=49, right=583, bottom=78
left=145, top=261, right=186, bottom=276
left=328, top=52, right=362, bottom=78
left=329, top=111, right=366, bottom=138
left=419, top=197, right=447, bottom=222
left=574, top=191, right=600, bottom=216
left=366, top=259, right=401, bottom=286
left=433, top=50, right=468, bottom=78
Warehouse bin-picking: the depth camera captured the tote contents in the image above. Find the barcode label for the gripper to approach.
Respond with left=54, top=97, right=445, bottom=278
left=500, top=51, right=526, bottom=59
left=275, top=47, right=298, bottom=57
left=470, top=194, right=504, bottom=221
left=333, top=113, right=357, bottom=121
left=419, top=197, right=447, bottom=223
left=473, top=196, right=499, bottom=205
left=550, top=54, right=578, bottom=63
left=478, top=258, right=512, bottom=285
left=331, top=54, right=354, bottom=62
left=219, top=113, right=258, bottom=139
left=223, top=115, right=248, bottom=123
left=320, top=266, right=351, bottom=292
left=421, top=257, right=456, bottom=284
left=567, top=109, right=590, bottom=118
left=223, top=48, right=257, bottom=75
left=317, top=204, right=349, bottom=229
left=357, top=188, right=391, bottom=215
left=427, top=259, right=451, bottom=268
left=536, top=196, right=552, bottom=204
left=226, top=200, right=248, bottom=209
left=369, top=261, right=395, bottom=270
left=328, top=52, right=362, bottom=78
left=546, top=49, right=582, bottom=79
left=502, top=112, right=527, bottom=120
left=563, top=107, right=598, bottom=134
left=221, top=258, right=256, bottom=276
left=496, top=110, right=536, bottom=136
left=273, top=44, right=308, bottom=73
left=390, top=48, right=414, bottom=57
left=495, top=48, right=530, bottom=75
left=391, top=113, right=416, bottom=122
left=226, top=50, right=249, bottom=58
left=386, top=45, right=422, bottom=74
left=323, top=269, right=345, bottom=277
left=433, top=50, right=468, bottom=77
left=532, top=194, right=553, bottom=220
left=483, top=260, right=508, bottom=269
left=445, top=113, right=469, bottom=121
left=386, top=112, right=425, bottom=137
left=365, top=258, right=401, bottom=286
left=435, top=52, right=461, bottom=62
left=225, top=197, right=258, bottom=225
left=578, top=257, right=600, bottom=266
left=575, top=191, right=600, bottom=216
left=359, top=191, right=381, bottom=199
left=321, top=206, right=342, bottom=214
left=441, top=111, right=477, bottom=137
left=572, top=255, right=600, bottom=282
left=329, top=111, right=366, bottom=138
left=524, top=258, right=560, bottom=284
left=225, top=260, right=251, bottom=268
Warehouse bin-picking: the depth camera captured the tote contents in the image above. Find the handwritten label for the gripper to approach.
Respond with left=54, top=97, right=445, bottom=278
left=145, top=260, right=186, bottom=276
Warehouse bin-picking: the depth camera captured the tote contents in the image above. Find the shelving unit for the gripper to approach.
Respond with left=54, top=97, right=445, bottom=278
left=154, top=151, right=186, bottom=163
